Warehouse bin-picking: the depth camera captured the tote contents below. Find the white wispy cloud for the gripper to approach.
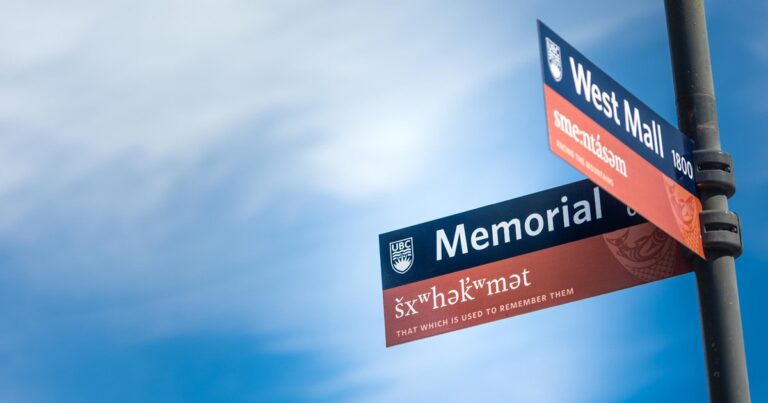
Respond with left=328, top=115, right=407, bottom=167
left=0, top=0, right=521, bottom=225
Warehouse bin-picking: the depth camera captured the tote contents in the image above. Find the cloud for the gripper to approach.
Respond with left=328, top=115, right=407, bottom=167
left=0, top=0, right=673, bottom=401
left=0, top=0, right=525, bottom=228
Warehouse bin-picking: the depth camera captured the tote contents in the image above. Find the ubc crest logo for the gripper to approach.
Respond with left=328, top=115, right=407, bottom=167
left=546, top=37, right=562, bottom=82
left=389, top=237, right=413, bottom=274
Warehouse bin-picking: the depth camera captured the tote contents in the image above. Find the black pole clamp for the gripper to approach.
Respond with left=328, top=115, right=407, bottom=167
left=692, top=149, right=741, bottom=257
left=693, top=149, right=736, bottom=198
left=700, top=210, right=742, bottom=258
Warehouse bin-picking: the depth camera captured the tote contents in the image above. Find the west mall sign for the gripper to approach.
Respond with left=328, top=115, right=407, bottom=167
left=538, top=21, right=704, bottom=258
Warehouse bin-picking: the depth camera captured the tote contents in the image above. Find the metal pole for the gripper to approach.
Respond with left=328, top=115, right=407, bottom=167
left=664, top=1, right=750, bottom=402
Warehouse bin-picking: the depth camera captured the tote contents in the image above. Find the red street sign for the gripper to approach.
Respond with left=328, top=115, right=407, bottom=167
left=379, top=180, right=690, bottom=346
left=538, top=21, right=705, bottom=258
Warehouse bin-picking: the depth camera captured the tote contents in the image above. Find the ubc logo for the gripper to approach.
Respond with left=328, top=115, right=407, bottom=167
left=546, top=37, right=562, bottom=82
left=389, top=237, right=414, bottom=274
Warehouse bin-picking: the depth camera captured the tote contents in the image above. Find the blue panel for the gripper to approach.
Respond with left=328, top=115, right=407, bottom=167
left=380, top=180, right=646, bottom=290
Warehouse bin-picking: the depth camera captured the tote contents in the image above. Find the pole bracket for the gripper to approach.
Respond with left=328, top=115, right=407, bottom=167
left=700, top=210, right=742, bottom=258
left=693, top=149, right=735, bottom=198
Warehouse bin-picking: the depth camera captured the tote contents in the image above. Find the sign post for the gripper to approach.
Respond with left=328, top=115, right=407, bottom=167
left=379, top=5, right=749, bottom=400
left=665, top=0, right=750, bottom=401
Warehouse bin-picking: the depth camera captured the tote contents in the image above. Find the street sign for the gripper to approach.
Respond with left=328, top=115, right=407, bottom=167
left=537, top=21, right=705, bottom=258
left=379, top=180, right=690, bottom=346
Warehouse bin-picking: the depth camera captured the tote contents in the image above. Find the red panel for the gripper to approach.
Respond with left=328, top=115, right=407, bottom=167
left=383, top=223, right=690, bottom=346
left=544, top=85, right=704, bottom=258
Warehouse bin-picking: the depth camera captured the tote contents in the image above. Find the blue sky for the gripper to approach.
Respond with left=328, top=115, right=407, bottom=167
left=0, top=0, right=766, bottom=402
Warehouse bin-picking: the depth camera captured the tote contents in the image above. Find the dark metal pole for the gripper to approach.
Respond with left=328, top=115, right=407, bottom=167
left=664, top=1, right=750, bottom=402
